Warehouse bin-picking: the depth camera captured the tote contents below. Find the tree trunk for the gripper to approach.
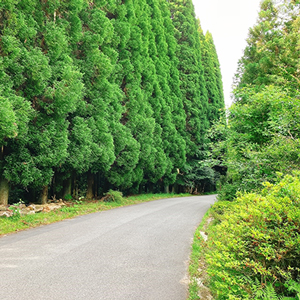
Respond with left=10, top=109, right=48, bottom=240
left=138, top=184, right=144, bottom=194
left=146, top=182, right=154, bottom=194
left=86, top=172, right=94, bottom=200
left=94, top=173, right=98, bottom=199
left=164, top=185, right=169, bottom=194
left=39, top=185, right=48, bottom=204
left=171, top=185, right=175, bottom=194
left=0, top=176, right=9, bottom=206
left=72, top=172, right=78, bottom=199
left=63, top=177, right=72, bottom=200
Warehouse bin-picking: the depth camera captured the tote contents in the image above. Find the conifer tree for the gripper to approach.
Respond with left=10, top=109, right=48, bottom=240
left=198, top=23, right=224, bottom=124
left=168, top=0, right=210, bottom=192
left=0, top=0, right=85, bottom=203
left=112, top=0, right=166, bottom=192
left=160, top=0, right=186, bottom=137
left=129, top=0, right=168, bottom=189
left=65, top=1, right=140, bottom=199
left=146, top=0, right=186, bottom=190
left=168, top=0, right=209, bottom=156
left=101, top=1, right=141, bottom=192
left=0, top=86, right=32, bottom=205
left=206, top=32, right=224, bottom=113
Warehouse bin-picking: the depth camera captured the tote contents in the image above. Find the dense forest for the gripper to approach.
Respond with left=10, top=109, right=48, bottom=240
left=0, top=0, right=224, bottom=205
left=204, top=0, right=300, bottom=299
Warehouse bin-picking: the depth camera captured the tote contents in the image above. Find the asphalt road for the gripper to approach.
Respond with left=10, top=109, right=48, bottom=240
left=0, top=195, right=216, bottom=300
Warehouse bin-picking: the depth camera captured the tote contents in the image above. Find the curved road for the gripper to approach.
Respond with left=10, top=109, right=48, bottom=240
left=0, top=195, right=216, bottom=300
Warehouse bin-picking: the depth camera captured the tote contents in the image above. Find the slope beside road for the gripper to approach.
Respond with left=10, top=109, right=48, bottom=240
left=0, top=195, right=216, bottom=300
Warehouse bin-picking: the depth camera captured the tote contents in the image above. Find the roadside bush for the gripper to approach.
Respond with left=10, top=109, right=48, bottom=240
left=102, top=190, right=123, bottom=202
left=206, top=172, right=300, bottom=299
left=217, top=181, right=241, bottom=201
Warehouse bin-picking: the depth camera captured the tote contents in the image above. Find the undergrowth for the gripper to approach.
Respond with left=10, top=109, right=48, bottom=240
left=205, top=172, right=300, bottom=299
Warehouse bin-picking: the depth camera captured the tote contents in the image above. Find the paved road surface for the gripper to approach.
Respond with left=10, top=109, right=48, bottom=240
left=0, top=195, right=216, bottom=300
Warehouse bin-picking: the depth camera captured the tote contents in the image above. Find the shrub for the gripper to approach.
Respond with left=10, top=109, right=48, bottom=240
left=102, top=190, right=123, bottom=203
left=206, top=172, right=300, bottom=299
left=217, top=181, right=240, bottom=201
left=64, top=194, right=73, bottom=201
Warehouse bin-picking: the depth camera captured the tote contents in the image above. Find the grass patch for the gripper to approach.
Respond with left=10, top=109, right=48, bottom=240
left=0, top=193, right=189, bottom=237
left=188, top=209, right=213, bottom=300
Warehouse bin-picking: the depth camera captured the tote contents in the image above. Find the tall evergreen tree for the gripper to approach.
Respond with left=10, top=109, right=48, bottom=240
left=133, top=0, right=168, bottom=189
left=136, top=0, right=186, bottom=191
left=63, top=1, right=141, bottom=199
left=168, top=0, right=210, bottom=192
left=102, top=1, right=141, bottom=192
left=112, top=0, right=166, bottom=193
left=0, top=0, right=84, bottom=203
left=198, top=23, right=224, bottom=124
left=206, top=32, right=224, bottom=114
left=0, top=86, right=32, bottom=205
left=168, top=0, right=209, bottom=157
left=160, top=0, right=187, bottom=138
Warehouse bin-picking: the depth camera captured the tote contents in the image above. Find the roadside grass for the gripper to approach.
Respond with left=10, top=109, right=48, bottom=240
left=0, top=193, right=189, bottom=236
left=188, top=208, right=213, bottom=300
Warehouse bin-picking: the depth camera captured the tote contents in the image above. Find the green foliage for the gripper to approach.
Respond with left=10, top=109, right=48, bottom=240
left=169, top=0, right=209, bottom=156
left=0, top=0, right=223, bottom=202
left=198, top=24, right=225, bottom=125
left=285, top=280, right=300, bottom=300
left=103, top=190, right=123, bottom=203
left=214, top=86, right=300, bottom=200
left=0, top=96, right=17, bottom=143
left=64, top=194, right=73, bottom=201
left=177, top=154, right=218, bottom=193
left=254, top=279, right=300, bottom=299
left=222, top=0, right=300, bottom=201
left=0, top=87, right=32, bottom=147
left=202, top=2, right=300, bottom=299
left=206, top=173, right=300, bottom=299
left=8, top=206, right=21, bottom=219
left=234, top=0, right=300, bottom=94
left=145, top=0, right=187, bottom=186
left=0, top=0, right=84, bottom=195
left=168, top=0, right=224, bottom=193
